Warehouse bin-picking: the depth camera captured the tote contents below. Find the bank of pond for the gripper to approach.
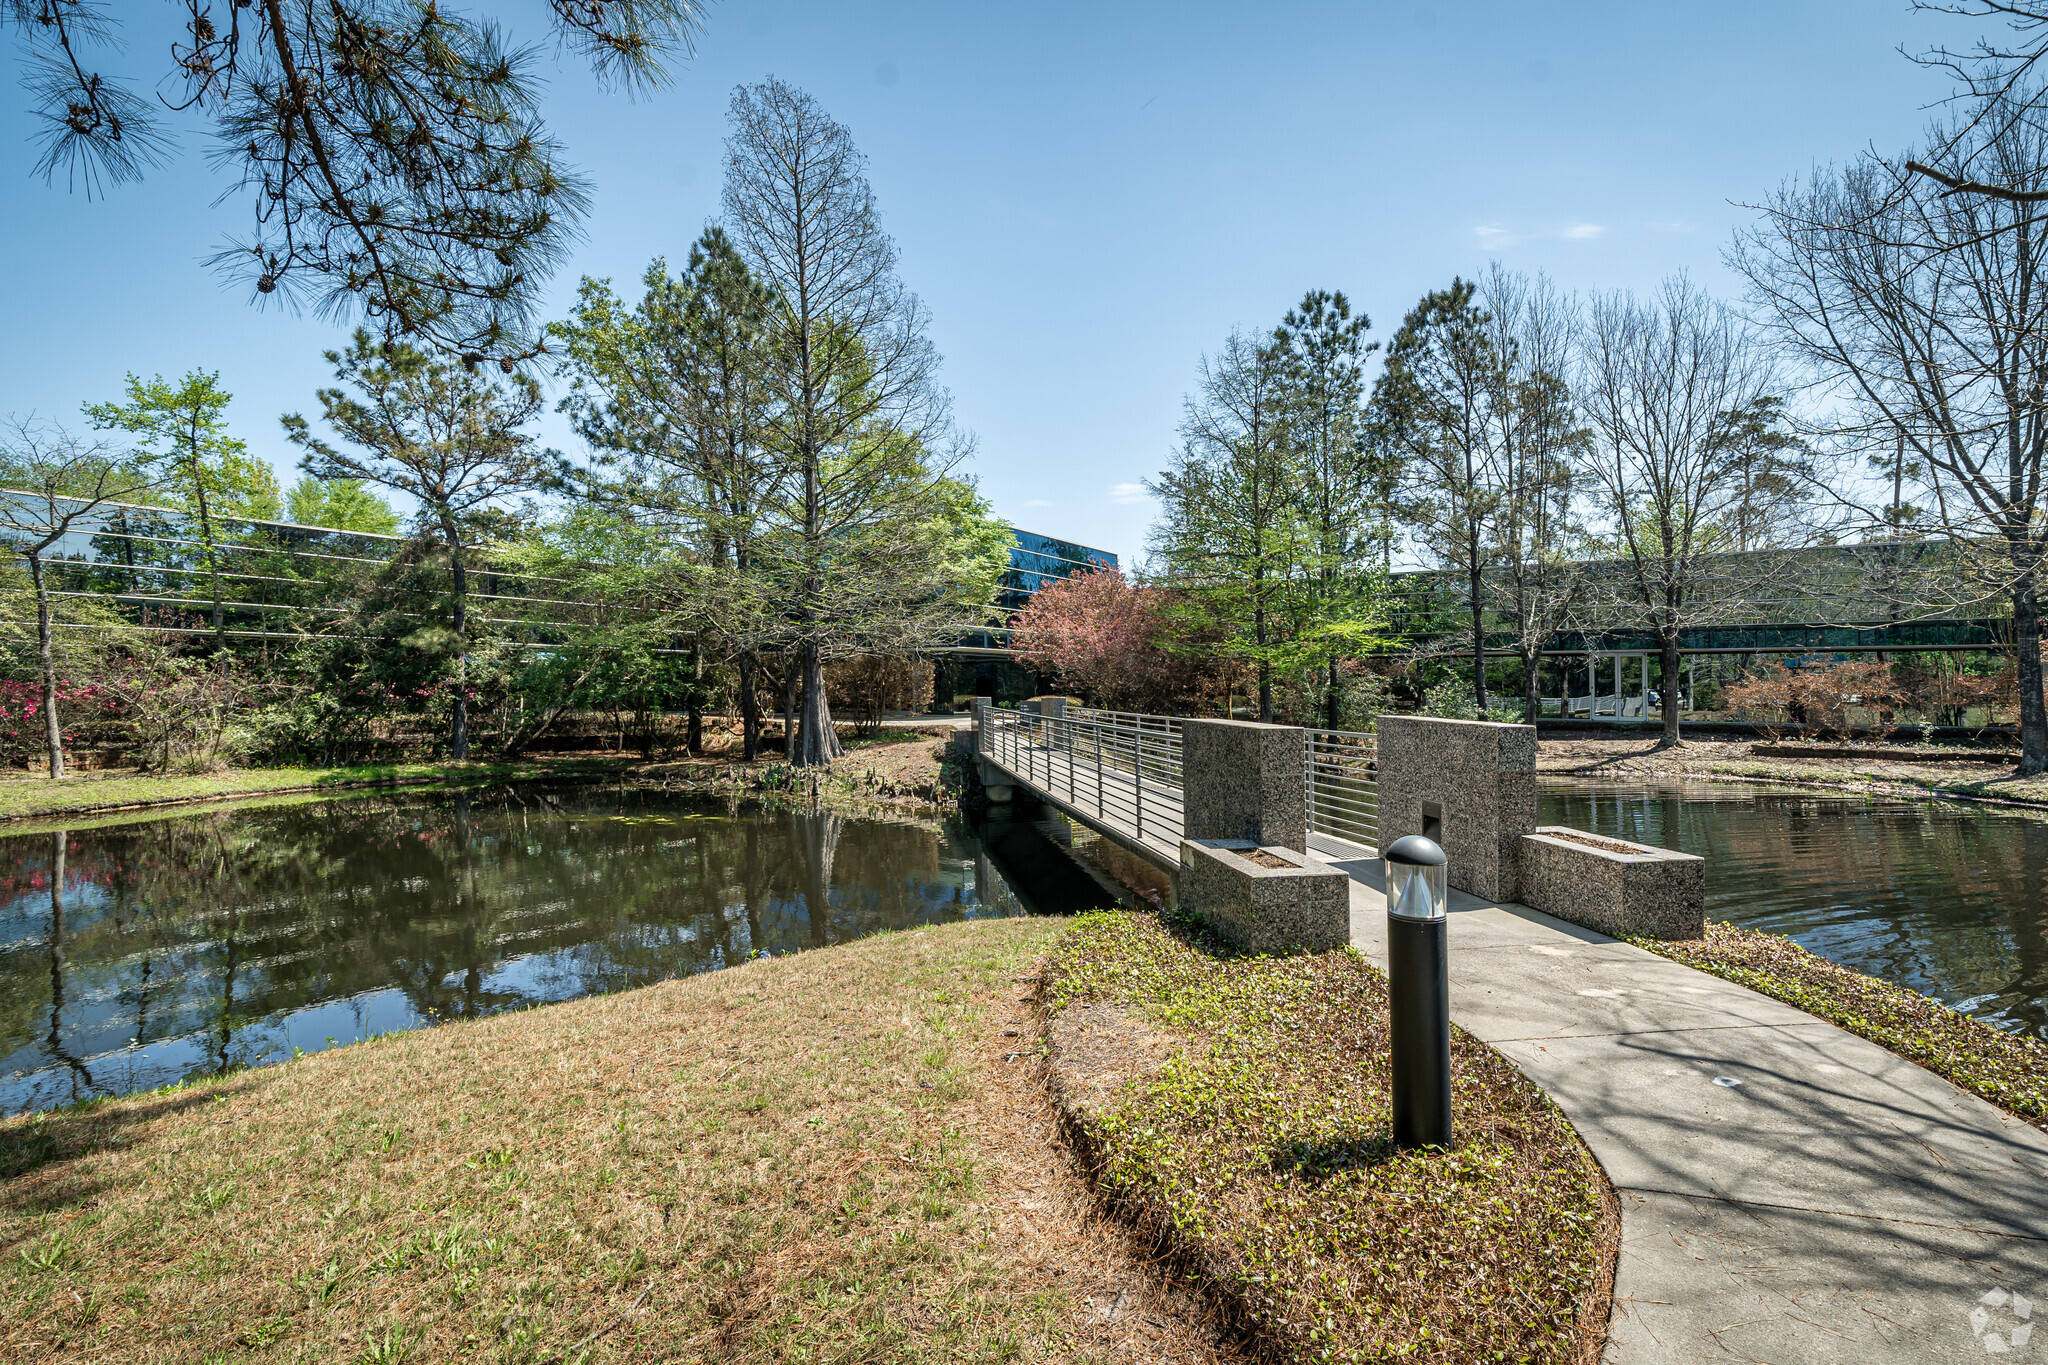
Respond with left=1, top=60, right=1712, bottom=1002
left=1, top=775, right=2044, bottom=1114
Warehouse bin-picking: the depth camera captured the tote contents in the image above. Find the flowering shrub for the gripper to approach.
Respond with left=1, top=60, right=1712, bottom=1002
left=1011, top=568, right=1236, bottom=712
left=0, top=679, right=125, bottom=768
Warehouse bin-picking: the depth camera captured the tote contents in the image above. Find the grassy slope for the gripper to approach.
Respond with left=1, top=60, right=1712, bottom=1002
left=1043, top=911, right=1611, bottom=1365
left=0, top=917, right=1188, bottom=1364
left=1637, top=922, right=2048, bottom=1133
left=0, top=758, right=635, bottom=823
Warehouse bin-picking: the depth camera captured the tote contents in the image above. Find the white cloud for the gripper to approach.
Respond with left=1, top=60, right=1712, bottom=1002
left=1110, top=482, right=1149, bottom=505
left=1474, top=220, right=1605, bottom=250
left=1022, top=498, right=1053, bottom=508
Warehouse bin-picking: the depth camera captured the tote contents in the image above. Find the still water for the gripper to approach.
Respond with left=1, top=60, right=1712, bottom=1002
left=1540, top=780, right=2048, bottom=1041
left=0, top=786, right=1112, bottom=1116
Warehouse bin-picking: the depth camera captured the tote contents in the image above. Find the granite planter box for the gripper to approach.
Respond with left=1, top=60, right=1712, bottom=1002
left=1174, top=838, right=1350, bottom=954
left=1518, top=826, right=1705, bottom=940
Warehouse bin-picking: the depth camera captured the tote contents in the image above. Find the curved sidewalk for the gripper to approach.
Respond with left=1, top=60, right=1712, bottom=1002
left=1319, top=842, right=2048, bottom=1363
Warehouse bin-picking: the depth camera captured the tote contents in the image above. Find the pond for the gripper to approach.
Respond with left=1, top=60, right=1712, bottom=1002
left=0, top=786, right=1119, bottom=1116
left=1539, top=779, right=2048, bottom=1042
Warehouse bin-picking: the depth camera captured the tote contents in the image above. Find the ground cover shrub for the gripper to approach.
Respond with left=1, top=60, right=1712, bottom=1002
left=1042, top=910, right=1611, bottom=1364
left=1892, top=652, right=2009, bottom=730
left=1637, top=921, right=2048, bottom=1133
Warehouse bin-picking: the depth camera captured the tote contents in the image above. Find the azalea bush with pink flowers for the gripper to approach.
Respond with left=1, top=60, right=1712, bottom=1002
left=0, top=678, right=127, bottom=769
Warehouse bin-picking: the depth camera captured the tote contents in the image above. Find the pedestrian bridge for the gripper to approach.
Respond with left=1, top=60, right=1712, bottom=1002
left=974, top=704, right=1380, bottom=868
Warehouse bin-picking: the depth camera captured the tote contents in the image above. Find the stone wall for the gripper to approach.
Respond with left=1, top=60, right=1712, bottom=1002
left=1375, top=715, right=1536, bottom=903
left=1180, top=719, right=1307, bottom=852
left=1518, top=827, right=1705, bottom=939
left=1175, top=838, right=1350, bottom=953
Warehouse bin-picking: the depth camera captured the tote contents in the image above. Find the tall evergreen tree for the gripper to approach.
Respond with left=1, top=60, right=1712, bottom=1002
left=554, top=228, right=781, bottom=760
left=1373, top=279, right=1505, bottom=712
left=284, top=331, right=556, bottom=759
left=1274, top=290, right=1381, bottom=727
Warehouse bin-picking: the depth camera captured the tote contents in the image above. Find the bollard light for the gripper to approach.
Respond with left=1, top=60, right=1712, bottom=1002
left=1384, top=833, right=1451, bottom=1150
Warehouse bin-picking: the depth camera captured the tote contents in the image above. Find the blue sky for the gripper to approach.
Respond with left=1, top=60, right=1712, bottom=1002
left=0, top=1, right=1967, bottom=564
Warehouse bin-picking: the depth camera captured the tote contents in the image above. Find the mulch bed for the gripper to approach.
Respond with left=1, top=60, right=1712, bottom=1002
left=1038, top=909, right=1617, bottom=1365
left=1230, top=848, right=1295, bottom=869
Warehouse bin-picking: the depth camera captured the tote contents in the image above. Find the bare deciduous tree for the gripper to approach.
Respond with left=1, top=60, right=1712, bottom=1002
left=0, top=418, right=154, bottom=777
left=1732, top=103, right=2048, bottom=773
left=1575, top=276, right=1779, bottom=748
left=1477, top=266, right=1590, bottom=723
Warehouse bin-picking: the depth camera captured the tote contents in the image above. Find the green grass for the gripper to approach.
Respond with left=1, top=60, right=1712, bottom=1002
left=0, top=756, right=636, bottom=823
left=1042, top=910, right=1611, bottom=1365
left=0, top=917, right=1168, bottom=1364
left=1635, top=921, right=2048, bottom=1133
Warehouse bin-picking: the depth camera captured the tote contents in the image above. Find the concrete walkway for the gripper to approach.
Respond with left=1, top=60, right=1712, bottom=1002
left=1316, top=840, right=2048, bottom=1363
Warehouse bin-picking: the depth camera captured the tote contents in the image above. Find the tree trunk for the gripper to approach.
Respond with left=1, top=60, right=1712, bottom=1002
left=1523, top=648, right=1542, bottom=726
left=1659, top=633, right=1683, bottom=748
left=686, top=640, right=704, bottom=756
left=738, top=651, right=761, bottom=762
left=780, top=662, right=797, bottom=758
left=448, top=533, right=470, bottom=761
left=1468, top=564, right=1489, bottom=714
left=1326, top=658, right=1341, bottom=730
left=1254, top=602, right=1272, bottom=723
left=794, top=641, right=843, bottom=767
left=30, top=552, right=63, bottom=779
left=190, top=473, right=227, bottom=654
left=2013, top=571, right=2048, bottom=776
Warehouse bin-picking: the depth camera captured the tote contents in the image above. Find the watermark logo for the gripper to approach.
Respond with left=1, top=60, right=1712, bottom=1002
left=1972, top=1287, right=2034, bottom=1355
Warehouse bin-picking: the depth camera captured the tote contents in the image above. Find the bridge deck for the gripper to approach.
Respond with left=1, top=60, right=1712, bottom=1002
left=979, top=738, right=1186, bottom=867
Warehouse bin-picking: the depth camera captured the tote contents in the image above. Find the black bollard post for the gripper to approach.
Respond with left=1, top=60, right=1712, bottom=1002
left=1384, top=833, right=1451, bottom=1150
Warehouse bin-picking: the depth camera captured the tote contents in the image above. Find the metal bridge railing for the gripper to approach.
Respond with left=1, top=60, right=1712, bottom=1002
left=981, top=706, right=1184, bottom=858
left=1305, top=727, right=1378, bottom=851
left=981, top=705, right=1378, bottom=859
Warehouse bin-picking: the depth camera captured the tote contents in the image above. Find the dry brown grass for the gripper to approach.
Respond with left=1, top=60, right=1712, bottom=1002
left=0, top=917, right=1239, bottom=1364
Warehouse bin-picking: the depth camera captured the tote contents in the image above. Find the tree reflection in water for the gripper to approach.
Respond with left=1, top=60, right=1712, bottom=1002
left=0, top=787, right=1038, bottom=1115
left=1541, top=781, right=2048, bottom=1040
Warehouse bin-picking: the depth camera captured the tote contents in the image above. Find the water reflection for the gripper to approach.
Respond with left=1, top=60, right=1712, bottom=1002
left=1540, top=781, right=2048, bottom=1040
left=0, top=786, right=1077, bottom=1115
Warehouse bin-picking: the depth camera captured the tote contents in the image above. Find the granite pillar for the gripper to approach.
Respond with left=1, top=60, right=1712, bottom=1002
left=1180, top=718, right=1307, bottom=853
left=1374, top=715, right=1535, bottom=903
